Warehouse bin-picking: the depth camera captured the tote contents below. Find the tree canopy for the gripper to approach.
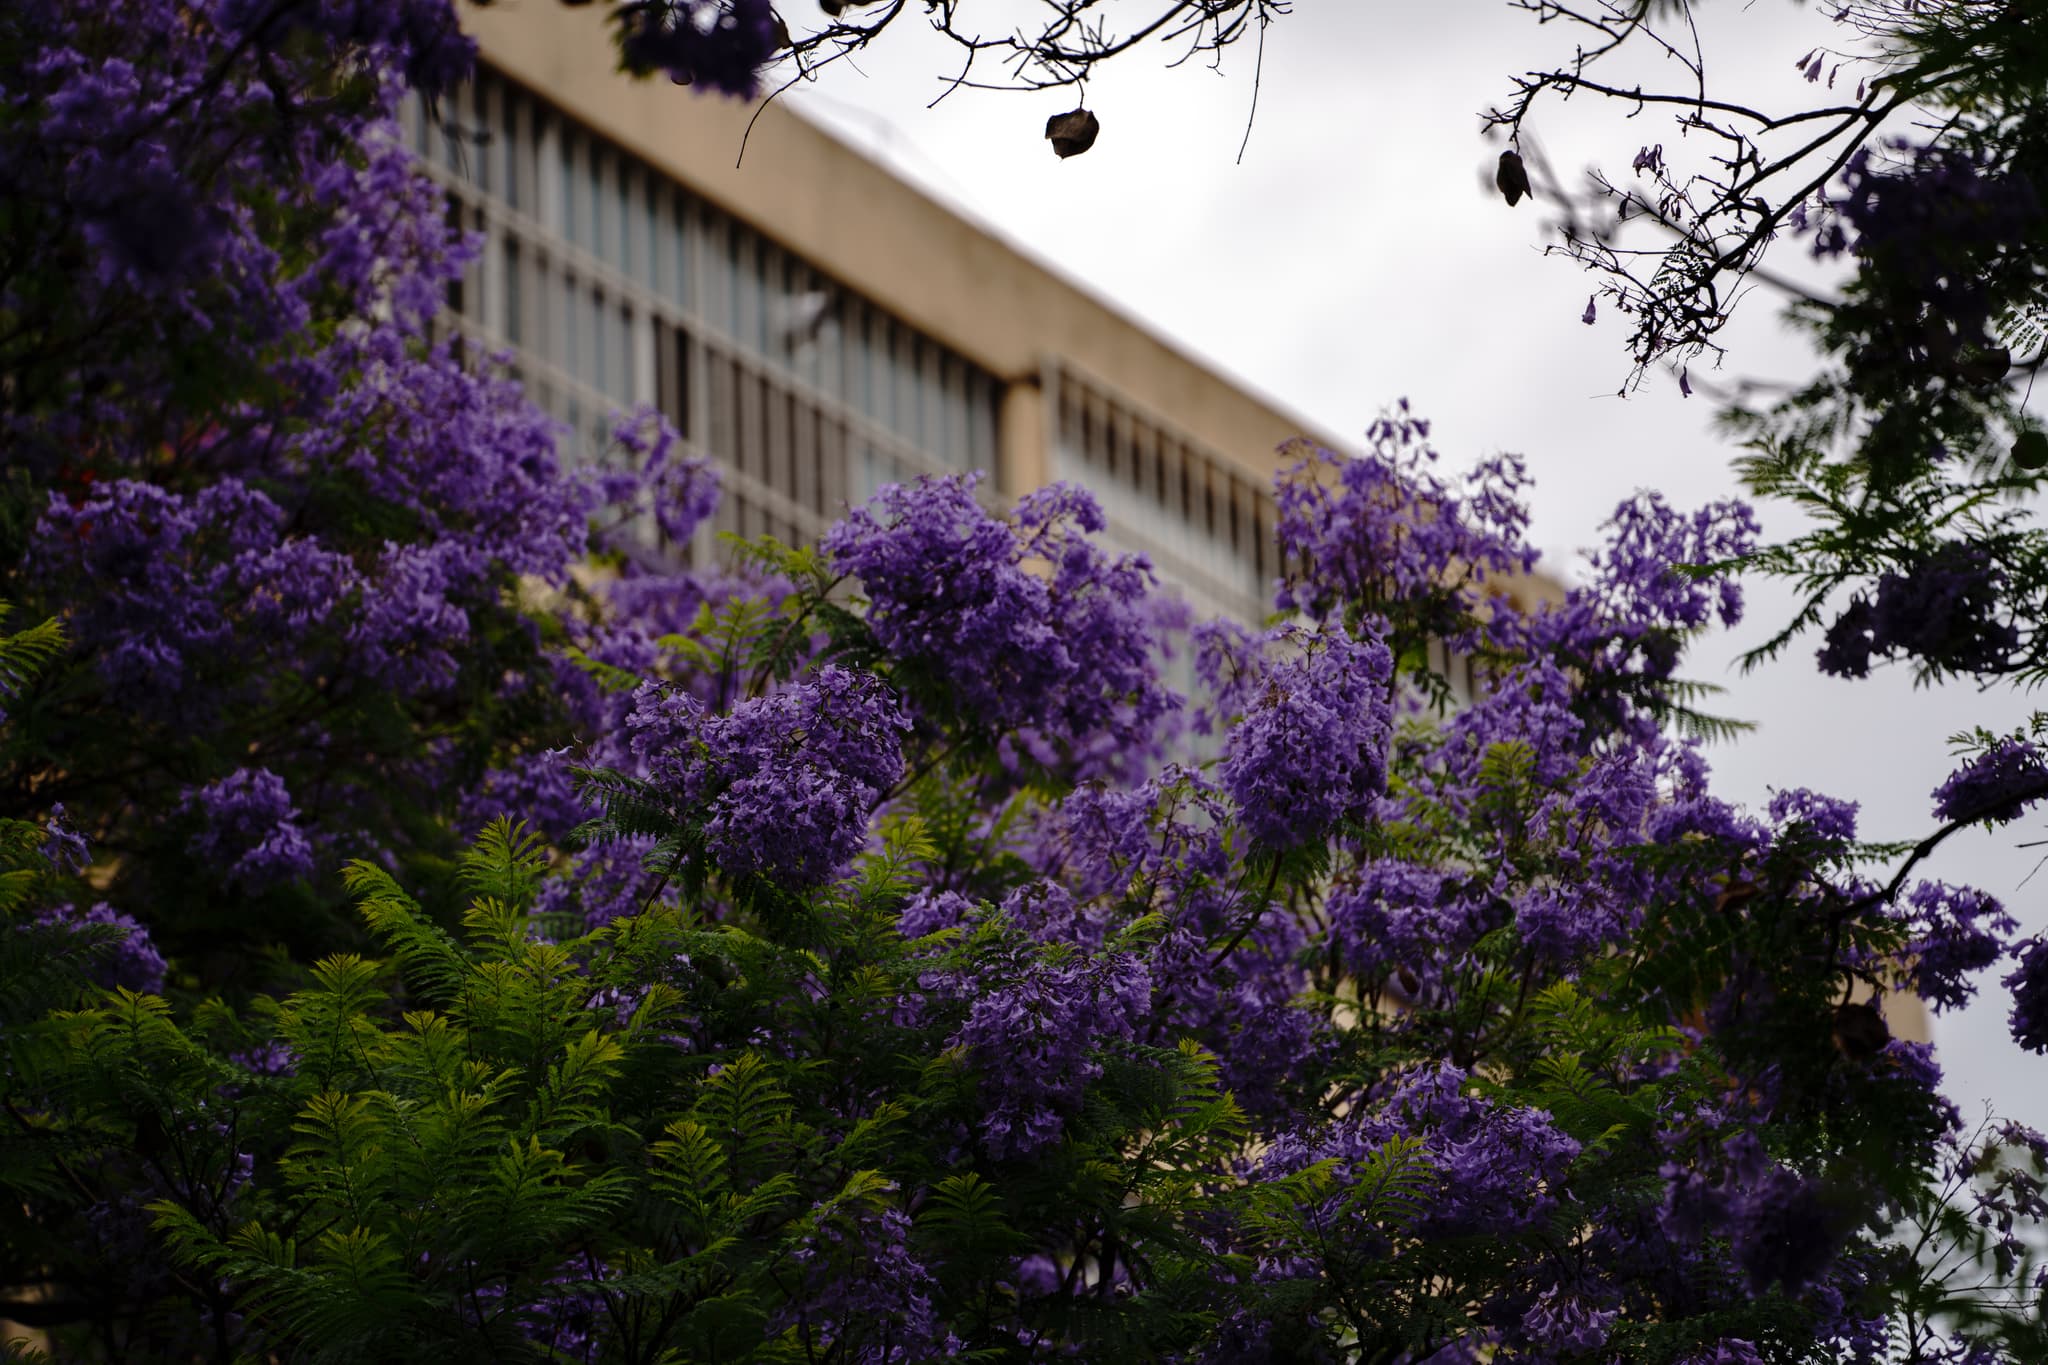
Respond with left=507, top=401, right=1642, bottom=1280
left=2, top=0, right=2048, bottom=1362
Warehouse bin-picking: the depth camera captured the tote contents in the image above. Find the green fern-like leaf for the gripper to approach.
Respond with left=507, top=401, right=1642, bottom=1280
left=0, top=604, right=64, bottom=710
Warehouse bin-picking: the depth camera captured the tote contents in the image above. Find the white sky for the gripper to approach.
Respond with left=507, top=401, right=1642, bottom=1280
left=754, top=0, right=2045, bottom=1129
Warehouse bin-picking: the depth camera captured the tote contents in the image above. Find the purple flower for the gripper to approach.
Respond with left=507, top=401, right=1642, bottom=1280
left=626, top=666, right=909, bottom=886
left=1272, top=415, right=1537, bottom=630
left=1219, top=623, right=1393, bottom=848
left=773, top=1200, right=958, bottom=1361
left=2007, top=935, right=2048, bottom=1054
left=1729, top=1164, right=1842, bottom=1294
left=229, top=1041, right=299, bottom=1077
left=532, top=838, right=679, bottom=930
left=1932, top=738, right=2048, bottom=825
left=182, top=768, right=316, bottom=893
left=1821, top=547, right=2017, bottom=679
left=1897, top=881, right=2016, bottom=1012
left=1521, top=1286, right=1616, bottom=1354
left=934, top=939, right=1151, bottom=1159
left=1768, top=787, right=1859, bottom=847
left=40, top=804, right=90, bottom=873
left=1674, top=1342, right=1765, bottom=1365
left=599, top=408, right=721, bottom=546
left=219, top=0, right=476, bottom=96
left=35, top=902, right=167, bottom=994
left=823, top=474, right=1173, bottom=755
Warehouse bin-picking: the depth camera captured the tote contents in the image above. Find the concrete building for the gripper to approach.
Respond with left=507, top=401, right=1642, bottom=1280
left=410, top=2, right=1351, bottom=628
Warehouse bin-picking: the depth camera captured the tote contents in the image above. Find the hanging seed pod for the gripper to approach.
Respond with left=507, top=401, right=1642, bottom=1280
left=1496, top=149, right=1530, bottom=206
left=1953, top=344, right=2012, bottom=389
left=1045, top=108, right=1100, bottom=159
left=1831, top=1001, right=1890, bottom=1061
left=2013, top=428, right=2048, bottom=471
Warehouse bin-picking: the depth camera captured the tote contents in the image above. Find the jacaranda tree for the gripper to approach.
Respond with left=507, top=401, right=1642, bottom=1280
left=1489, top=0, right=2048, bottom=1113
left=3, top=1, right=2047, bottom=1362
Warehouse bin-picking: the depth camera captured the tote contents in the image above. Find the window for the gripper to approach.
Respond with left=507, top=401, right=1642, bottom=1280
left=417, top=68, right=1004, bottom=549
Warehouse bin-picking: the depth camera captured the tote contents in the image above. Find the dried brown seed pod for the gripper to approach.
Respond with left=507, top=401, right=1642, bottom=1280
left=1045, top=108, right=1100, bottom=159
left=1831, top=1001, right=1890, bottom=1061
left=2014, top=429, right=2048, bottom=471
left=1496, top=149, right=1530, bottom=206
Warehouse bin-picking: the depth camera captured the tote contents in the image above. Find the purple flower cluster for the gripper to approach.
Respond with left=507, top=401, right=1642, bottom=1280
left=935, top=940, right=1152, bottom=1158
left=2007, top=935, right=2048, bottom=1054
left=625, top=666, right=909, bottom=886
left=532, top=839, right=679, bottom=931
left=1661, top=1134, right=1848, bottom=1296
left=35, top=902, right=168, bottom=994
left=1514, top=492, right=1757, bottom=736
left=219, top=0, right=475, bottom=96
left=1253, top=1066, right=1583, bottom=1338
left=1767, top=787, right=1860, bottom=849
left=1272, top=407, right=1537, bottom=632
left=822, top=475, right=1173, bottom=755
left=182, top=768, right=316, bottom=893
left=1219, top=624, right=1393, bottom=847
left=1826, top=140, right=2042, bottom=365
left=613, top=0, right=781, bottom=100
left=40, top=804, right=90, bottom=874
left=1520, top=1286, right=1617, bottom=1355
left=1897, top=881, right=2017, bottom=1013
left=599, top=409, right=722, bottom=547
left=1819, top=547, right=2016, bottom=679
left=775, top=1201, right=957, bottom=1362
left=1931, top=738, right=2048, bottom=825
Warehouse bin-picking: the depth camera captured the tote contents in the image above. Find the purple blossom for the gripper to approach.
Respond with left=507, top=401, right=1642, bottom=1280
left=1515, top=492, right=1758, bottom=732
left=1257, top=1067, right=1581, bottom=1247
left=1932, top=738, right=2048, bottom=825
left=1728, top=1164, right=1843, bottom=1294
left=1220, top=623, right=1393, bottom=847
left=1272, top=412, right=1537, bottom=631
left=774, top=1201, right=959, bottom=1363
left=1819, top=547, right=2016, bottom=680
left=1674, top=1342, right=1765, bottom=1365
left=1768, top=787, right=1860, bottom=847
left=460, top=749, right=592, bottom=845
left=1827, top=140, right=2042, bottom=364
left=346, top=541, right=479, bottom=697
left=182, top=768, right=316, bottom=893
left=935, top=941, right=1151, bottom=1158
left=229, top=1041, right=299, bottom=1077
left=532, top=838, right=679, bottom=930
left=219, top=0, right=475, bottom=96
left=2007, top=936, right=2048, bottom=1054
left=822, top=474, right=1173, bottom=755
left=35, top=902, right=168, bottom=994
left=40, top=804, right=90, bottom=873
left=1520, top=1286, right=1616, bottom=1354
left=1897, top=881, right=2016, bottom=1012
left=626, top=666, right=909, bottom=886
left=599, top=408, right=721, bottom=546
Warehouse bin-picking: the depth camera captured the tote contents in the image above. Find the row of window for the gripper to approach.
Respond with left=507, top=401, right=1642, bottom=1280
left=411, top=73, right=1298, bottom=630
left=1050, top=366, right=1280, bottom=622
left=407, top=76, right=1002, bottom=475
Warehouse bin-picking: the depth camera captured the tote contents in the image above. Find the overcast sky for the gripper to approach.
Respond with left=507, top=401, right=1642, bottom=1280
left=755, top=0, right=2045, bottom=1129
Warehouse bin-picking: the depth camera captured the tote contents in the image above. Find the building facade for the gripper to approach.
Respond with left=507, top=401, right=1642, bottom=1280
left=411, top=3, right=1332, bottom=627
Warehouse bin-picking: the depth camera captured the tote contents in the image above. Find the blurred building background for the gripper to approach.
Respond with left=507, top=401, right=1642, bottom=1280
left=408, top=2, right=1350, bottom=632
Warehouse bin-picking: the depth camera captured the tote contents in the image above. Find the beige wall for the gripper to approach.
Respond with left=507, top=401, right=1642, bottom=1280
left=461, top=2, right=1341, bottom=482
